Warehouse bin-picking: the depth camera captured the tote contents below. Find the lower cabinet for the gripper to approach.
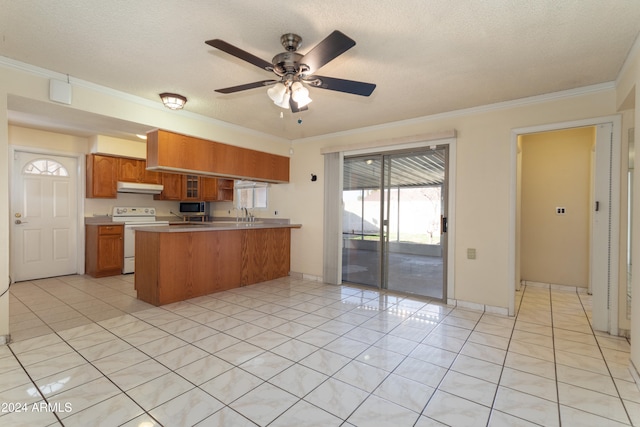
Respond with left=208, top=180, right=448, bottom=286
left=241, top=228, right=291, bottom=285
left=85, top=224, right=123, bottom=277
left=135, top=228, right=292, bottom=305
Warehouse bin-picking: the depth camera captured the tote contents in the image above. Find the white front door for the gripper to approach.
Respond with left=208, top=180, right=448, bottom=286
left=10, top=151, right=78, bottom=281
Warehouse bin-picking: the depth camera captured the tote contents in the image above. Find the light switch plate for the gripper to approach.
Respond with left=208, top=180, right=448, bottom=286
left=467, top=248, right=476, bottom=259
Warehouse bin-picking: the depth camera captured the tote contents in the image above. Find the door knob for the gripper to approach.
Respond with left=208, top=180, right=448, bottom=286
left=14, top=219, right=28, bottom=225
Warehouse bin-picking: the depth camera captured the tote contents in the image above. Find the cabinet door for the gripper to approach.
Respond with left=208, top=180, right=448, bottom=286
left=182, top=175, right=201, bottom=200
left=143, top=167, right=162, bottom=184
left=118, top=158, right=145, bottom=182
left=86, top=154, right=117, bottom=198
left=200, top=177, right=218, bottom=201
left=86, top=224, right=123, bottom=277
left=97, top=234, right=123, bottom=272
left=155, top=173, right=182, bottom=200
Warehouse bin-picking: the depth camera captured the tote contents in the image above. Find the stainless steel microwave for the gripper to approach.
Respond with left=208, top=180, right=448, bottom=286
left=179, top=201, right=206, bottom=214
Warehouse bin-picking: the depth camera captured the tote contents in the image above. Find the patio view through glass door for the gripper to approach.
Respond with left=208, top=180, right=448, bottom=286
left=342, top=147, right=448, bottom=300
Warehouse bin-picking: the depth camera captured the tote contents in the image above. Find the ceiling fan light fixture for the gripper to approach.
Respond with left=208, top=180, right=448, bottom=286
left=159, top=92, right=187, bottom=110
left=267, top=83, right=291, bottom=109
left=274, top=92, right=291, bottom=109
left=291, top=81, right=312, bottom=107
left=267, top=83, right=286, bottom=102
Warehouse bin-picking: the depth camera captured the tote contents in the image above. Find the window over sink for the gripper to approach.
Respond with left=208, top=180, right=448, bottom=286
left=235, top=180, right=268, bottom=210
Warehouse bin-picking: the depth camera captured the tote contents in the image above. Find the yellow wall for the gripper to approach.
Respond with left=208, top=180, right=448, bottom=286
left=519, top=127, right=595, bottom=287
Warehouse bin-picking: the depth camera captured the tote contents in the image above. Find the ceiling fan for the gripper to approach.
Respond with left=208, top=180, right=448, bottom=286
left=205, top=30, right=376, bottom=113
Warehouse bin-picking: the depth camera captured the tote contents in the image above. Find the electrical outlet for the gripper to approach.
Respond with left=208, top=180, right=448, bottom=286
left=556, top=207, right=566, bottom=215
left=467, top=248, right=476, bottom=260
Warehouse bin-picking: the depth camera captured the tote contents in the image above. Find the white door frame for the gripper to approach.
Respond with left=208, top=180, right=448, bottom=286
left=509, top=115, right=621, bottom=333
left=9, top=145, right=86, bottom=279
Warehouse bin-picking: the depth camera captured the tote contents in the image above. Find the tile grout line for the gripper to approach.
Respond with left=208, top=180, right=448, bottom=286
left=484, top=284, right=527, bottom=427
left=549, top=285, right=562, bottom=427
left=5, top=344, right=64, bottom=426
left=574, top=288, right=634, bottom=425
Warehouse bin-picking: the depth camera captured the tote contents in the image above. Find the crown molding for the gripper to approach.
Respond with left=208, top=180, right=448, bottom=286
left=293, top=82, right=616, bottom=144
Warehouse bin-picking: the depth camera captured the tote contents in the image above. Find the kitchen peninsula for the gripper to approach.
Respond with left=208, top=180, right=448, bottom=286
left=134, top=221, right=301, bottom=306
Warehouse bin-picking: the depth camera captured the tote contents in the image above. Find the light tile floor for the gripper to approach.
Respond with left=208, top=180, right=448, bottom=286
left=2, top=275, right=640, bottom=426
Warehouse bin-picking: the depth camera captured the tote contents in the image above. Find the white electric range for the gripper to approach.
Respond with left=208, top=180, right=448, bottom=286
left=111, top=207, right=169, bottom=274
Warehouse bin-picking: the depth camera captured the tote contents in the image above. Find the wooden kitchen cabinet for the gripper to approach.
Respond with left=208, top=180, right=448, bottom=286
left=87, top=154, right=161, bottom=198
left=155, top=173, right=201, bottom=200
left=216, top=179, right=234, bottom=202
left=154, top=173, right=182, bottom=200
left=135, top=226, right=295, bottom=305
left=118, top=158, right=162, bottom=184
left=200, top=177, right=234, bottom=202
left=117, top=157, right=145, bottom=182
left=200, top=177, right=218, bottom=201
left=147, top=129, right=290, bottom=183
left=241, top=228, right=291, bottom=285
left=155, top=174, right=234, bottom=202
left=182, top=175, right=200, bottom=200
left=85, top=224, right=124, bottom=277
left=86, top=154, right=118, bottom=198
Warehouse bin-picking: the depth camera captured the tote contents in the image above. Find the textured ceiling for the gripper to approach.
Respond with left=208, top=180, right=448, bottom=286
left=1, top=1, right=640, bottom=141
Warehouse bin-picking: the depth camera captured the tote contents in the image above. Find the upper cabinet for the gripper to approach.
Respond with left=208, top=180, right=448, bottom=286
left=86, top=154, right=118, bottom=198
left=201, top=177, right=234, bottom=202
left=216, top=179, right=234, bottom=202
left=118, top=158, right=162, bottom=184
left=155, top=174, right=234, bottom=202
left=146, top=129, right=290, bottom=183
left=87, top=154, right=162, bottom=199
left=155, top=173, right=181, bottom=200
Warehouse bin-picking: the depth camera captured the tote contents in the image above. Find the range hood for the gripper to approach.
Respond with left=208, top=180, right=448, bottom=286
left=116, top=181, right=164, bottom=194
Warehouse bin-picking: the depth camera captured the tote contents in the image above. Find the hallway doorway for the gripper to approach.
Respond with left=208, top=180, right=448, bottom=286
left=342, top=146, right=448, bottom=300
left=512, top=117, right=620, bottom=333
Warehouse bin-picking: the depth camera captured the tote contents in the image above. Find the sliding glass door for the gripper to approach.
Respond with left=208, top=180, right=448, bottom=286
left=342, top=147, right=448, bottom=300
left=343, top=155, right=384, bottom=287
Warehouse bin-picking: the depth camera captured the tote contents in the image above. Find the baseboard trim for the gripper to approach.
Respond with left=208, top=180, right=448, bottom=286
left=447, top=298, right=510, bottom=316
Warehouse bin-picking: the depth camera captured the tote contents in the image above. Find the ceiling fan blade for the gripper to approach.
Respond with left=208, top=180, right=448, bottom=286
left=301, top=30, right=356, bottom=74
left=305, top=75, right=376, bottom=96
left=289, top=97, right=308, bottom=113
left=205, top=39, right=273, bottom=71
left=215, top=80, right=278, bottom=94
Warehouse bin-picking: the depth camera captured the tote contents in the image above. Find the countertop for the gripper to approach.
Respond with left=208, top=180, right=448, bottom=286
left=85, top=216, right=301, bottom=231
left=135, top=222, right=301, bottom=232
